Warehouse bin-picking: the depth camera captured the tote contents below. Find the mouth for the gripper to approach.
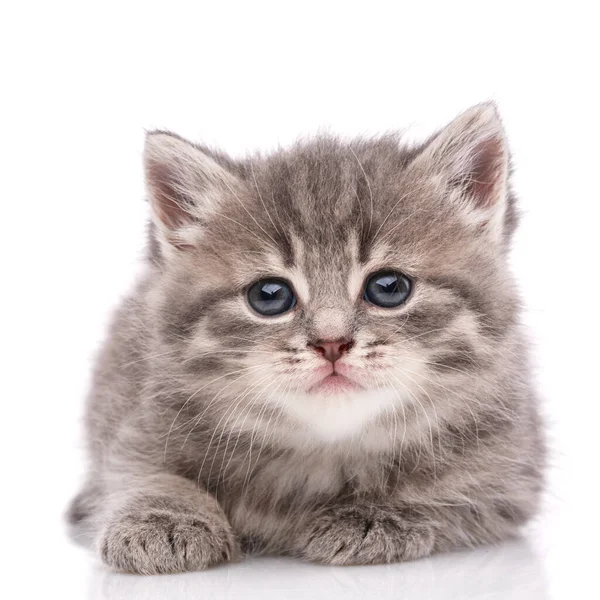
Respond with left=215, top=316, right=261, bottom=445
left=308, top=372, right=360, bottom=395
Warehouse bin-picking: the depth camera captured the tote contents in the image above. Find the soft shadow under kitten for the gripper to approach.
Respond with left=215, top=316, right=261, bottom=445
left=68, top=103, right=545, bottom=574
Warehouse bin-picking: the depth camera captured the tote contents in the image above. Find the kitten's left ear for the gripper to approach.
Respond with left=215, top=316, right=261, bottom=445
left=413, top=102, right=509, bottom=237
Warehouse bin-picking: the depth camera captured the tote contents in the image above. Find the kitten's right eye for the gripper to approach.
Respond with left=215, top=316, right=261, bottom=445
left=247, top=279, right=296, bottom=316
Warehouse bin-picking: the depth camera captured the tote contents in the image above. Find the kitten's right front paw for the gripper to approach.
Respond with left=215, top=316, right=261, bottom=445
left=99, top=509, right=238, bottom=574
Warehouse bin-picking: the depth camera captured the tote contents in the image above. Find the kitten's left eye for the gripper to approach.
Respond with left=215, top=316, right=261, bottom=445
left=364, top=271, right=412, bottom=308
left=247, top=279, right=296, bottom=316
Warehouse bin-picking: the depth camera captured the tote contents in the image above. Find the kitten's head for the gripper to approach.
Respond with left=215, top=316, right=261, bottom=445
left=144, top=103, right=518, bottom=447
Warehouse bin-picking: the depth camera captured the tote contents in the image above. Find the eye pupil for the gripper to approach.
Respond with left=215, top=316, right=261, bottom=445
left=364, top=271, right=412, bottom=307
left=248, top=279, right=296, bottom=316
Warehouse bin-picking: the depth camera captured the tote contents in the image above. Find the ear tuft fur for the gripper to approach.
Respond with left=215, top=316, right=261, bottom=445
left=143, top=132, right=238, bottom=249
left=423, top=103, right=507, bottom=200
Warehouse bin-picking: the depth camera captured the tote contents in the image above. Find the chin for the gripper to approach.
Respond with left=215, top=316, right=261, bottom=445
left=275, top=386, right=401, bottom=444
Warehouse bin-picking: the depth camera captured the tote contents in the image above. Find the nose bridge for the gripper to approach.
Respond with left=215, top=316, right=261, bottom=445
left=309, top=306, right=352, bottom=342
left=304, top=249, right=355, bottom=342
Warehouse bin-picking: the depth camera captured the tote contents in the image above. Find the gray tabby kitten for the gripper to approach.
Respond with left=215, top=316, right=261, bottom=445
left=68, top=103, right=545, bottom=574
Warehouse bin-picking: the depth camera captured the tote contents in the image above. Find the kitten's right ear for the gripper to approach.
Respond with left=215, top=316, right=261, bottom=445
left=143, top=132, right=236, bottom=249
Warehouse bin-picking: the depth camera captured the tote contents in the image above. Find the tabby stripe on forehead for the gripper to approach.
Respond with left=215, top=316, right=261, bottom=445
left=279, top=233, right=296, bottom=268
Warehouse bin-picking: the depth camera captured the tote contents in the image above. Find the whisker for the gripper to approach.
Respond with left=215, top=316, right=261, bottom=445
left=387, top=327, right=449, bottom=344
left=250, top=160, right=283, bottom=240
left=219, top=177, right=280, bottom=248
left=425, top=359, right=478, bottom=377
left=372, top=199, right=428, bottom=246
left=177, top=361, right=287, bottom=446
left=379, top=314, right=410, bottom=344
left=112, top=349, right=180, bottom=370
left=163, top=362, right=273, bottom=458
left=243, top=382, right=293, bottom=494
left=237, top=378, right=285, bottom=483
left=404, top=367, right=488, bottom=449
left=376, top=195, right=432, bottom=246
left=206, top=373, right=276, bottom=495
left=349, top=147, right=374, bottom=235
left=386, top=368, right=436, bottom=478
left=217, top=375, right=284, bottom=484
left=397, top=368, right=444, bottom=469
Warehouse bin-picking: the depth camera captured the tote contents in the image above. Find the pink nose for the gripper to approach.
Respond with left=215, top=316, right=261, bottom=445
left=309, top=339, right=353, bottom=363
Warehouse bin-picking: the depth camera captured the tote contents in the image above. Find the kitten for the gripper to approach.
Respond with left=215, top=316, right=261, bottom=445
left=68, top=103, right=545, bottom=574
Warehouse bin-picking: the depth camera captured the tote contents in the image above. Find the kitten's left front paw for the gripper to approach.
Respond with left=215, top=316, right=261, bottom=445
left=295, top=505, right=434, bottom=566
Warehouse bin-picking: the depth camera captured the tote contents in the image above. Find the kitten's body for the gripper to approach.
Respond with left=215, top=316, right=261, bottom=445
left=69, top=104, right=545, bottom=573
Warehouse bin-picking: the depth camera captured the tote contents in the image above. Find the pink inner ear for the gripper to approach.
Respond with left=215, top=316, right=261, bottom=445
left=465, top=137, right=504, bottom=209
left=147, top=161, right=195, bottom=231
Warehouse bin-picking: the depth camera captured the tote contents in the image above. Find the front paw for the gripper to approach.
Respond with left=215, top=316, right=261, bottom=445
left=295, top=505, right=434, bottom=566
left=99, top=509, right=238, bottom=574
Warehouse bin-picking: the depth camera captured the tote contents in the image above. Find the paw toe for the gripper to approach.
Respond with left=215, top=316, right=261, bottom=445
left=99, top=510, right=237, bottom=574
left=298, top=506, right=434, bottom=566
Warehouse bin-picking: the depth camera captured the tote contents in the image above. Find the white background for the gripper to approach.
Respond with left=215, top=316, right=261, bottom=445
left=2, top=2, right=599, bottom=598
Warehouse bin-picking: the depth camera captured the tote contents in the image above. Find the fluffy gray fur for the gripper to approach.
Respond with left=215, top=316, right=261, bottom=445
left=68, top=103, right=545, bottom=574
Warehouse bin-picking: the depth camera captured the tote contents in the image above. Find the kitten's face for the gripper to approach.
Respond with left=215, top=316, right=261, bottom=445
left=146, top=104, right=517, bottom=446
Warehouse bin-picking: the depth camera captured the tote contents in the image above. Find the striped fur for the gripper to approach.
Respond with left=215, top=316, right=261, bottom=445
left=68, top=103, right=544, bottom=573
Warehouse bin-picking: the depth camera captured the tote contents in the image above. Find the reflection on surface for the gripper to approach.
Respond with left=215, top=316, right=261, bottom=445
left=90, top=538, right=548, bottom=600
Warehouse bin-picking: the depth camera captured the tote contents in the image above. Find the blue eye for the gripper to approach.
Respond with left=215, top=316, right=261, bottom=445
left=247, top=279, right=296, bottom=316
left=364, top=271, right=412, bottom=308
